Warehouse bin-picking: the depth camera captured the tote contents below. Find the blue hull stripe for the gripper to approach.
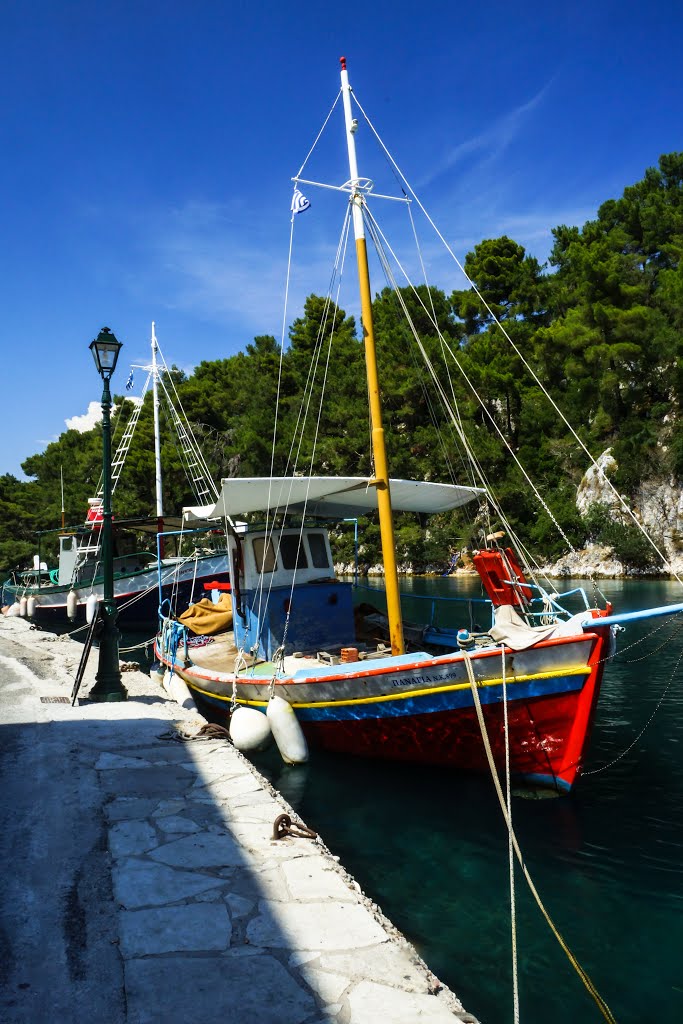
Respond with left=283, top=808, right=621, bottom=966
left=193, top=671, right=584, bottom=721
left=294, top=673, right=583, bottom=722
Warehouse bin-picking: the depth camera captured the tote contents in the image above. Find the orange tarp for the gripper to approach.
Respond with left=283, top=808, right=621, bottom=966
left=178, top=593, right=233, bottom=635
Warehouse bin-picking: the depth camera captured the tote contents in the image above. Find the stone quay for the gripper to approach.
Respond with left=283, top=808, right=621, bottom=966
left=0, top=615, right=477, bottom=1024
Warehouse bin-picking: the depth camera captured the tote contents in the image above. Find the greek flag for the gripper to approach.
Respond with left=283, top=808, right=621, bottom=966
left=291, top=188, right=311, bottom=215
left=125, top=371, right=134, bottom=391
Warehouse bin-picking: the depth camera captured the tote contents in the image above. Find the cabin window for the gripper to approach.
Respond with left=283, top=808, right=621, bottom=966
left=308, top=532, right=330, bottom=569
left=278, top=534, right=308, bottom=570
left=115, top=534, right=136, bottom=556
left=252, top=537, right=277, bottom=573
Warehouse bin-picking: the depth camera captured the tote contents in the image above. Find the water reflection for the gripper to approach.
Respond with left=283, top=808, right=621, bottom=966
left=273, top=763, right=310, bottom=811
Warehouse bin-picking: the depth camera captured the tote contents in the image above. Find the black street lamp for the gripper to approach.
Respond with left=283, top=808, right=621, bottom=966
left=88, top=327, right=127, bottom=702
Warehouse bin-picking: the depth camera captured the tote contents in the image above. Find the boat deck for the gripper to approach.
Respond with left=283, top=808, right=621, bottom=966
left=186, top=632, right=400, bottom=680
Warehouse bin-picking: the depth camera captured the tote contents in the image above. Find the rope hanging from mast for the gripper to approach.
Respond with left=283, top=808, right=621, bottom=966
left=249, top=206, right=353, bottom=658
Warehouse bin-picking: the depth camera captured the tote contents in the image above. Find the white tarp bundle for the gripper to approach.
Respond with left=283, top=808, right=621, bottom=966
left=489, top=604, right=591, bottom=651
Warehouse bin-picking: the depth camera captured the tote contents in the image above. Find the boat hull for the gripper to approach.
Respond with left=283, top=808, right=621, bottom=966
left=3, top=556, right=230, bottom=631
left=156, top=623, right=610, bottom=792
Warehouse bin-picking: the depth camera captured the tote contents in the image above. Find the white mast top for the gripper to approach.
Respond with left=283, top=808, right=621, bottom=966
left=340, top=56, right=365, bottom=242
left=151, top=322, right=163, bottom=519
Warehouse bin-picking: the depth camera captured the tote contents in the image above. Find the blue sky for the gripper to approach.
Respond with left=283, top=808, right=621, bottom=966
left=1, top=0, right=681, bottom=478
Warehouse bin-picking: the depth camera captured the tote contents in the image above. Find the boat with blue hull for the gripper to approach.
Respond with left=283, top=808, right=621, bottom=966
left=2, top=325, right=230, bottom=629
left=2, top=519, right=229, bottom=630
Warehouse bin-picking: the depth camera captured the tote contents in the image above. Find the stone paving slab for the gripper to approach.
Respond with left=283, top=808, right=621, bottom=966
left=119, top=903, right=232, bottom=956
left=0, top=615, right=478, bottom=1024
left=124, top=954, right=317, bottom=1024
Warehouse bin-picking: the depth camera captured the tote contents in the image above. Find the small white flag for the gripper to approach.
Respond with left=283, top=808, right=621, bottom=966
left=291, top=188, right=311, bottom=215
left=125, top=371, right=134, bottom=391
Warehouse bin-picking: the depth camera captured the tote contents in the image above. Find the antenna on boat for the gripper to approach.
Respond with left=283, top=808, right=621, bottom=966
left=60, top=465, right=65, bottom=529
left=339, top=56, right=405, bottom=657
left=151, top=322, right=164, bottom=550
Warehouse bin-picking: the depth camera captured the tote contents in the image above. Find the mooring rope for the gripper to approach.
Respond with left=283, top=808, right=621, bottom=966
left=500, top=644, right=520, bottom=1024
left=463, top=650, right=617, bottom=1023
left=118, top=636, right=155, bottom=653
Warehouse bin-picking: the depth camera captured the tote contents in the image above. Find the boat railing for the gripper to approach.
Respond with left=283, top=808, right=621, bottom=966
left=353, top=581, right=494, bottom=631
left=155, top=523, right=229, bottom=610
left=354, top=580, right=595, bottom=633
left=13, top=568, right=53, bottom=587
left=515, top=583, right=593, bottom=622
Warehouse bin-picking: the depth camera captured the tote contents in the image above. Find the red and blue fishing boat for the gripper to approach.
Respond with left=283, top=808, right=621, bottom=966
left=155, top=58, right=683, bottom=793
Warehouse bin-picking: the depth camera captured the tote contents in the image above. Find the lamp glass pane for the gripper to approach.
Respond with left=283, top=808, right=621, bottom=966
left=97, top=345, right=118, bottom=370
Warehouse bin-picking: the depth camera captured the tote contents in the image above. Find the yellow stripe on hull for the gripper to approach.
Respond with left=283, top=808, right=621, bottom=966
left=183, top=664, right=590, bottom=711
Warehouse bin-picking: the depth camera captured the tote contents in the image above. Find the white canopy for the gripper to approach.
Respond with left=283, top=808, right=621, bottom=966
left=184, top=476, right=484, bottom=522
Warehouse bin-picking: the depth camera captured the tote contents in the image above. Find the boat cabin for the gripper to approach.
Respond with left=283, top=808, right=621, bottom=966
left=54, top=520, right=168, bottom=588
left=180, top=474, right=484, bottom=660
left=57, top=534, right=80, bottom=585
left=228, top=524, right=354, bottom=660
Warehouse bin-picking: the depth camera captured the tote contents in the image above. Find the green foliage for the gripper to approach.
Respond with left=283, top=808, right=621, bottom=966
left=2, top=153, right=683, bottom=577
left=0, top=474, right=38, bottom=575
left=581, top=503, right=659, bottom=570
left=542, top=153, right=683, bottom=452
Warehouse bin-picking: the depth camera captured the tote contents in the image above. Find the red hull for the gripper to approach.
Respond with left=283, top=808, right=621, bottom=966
left=301, top=686, right=589, bottom=790
left=298, top=630, right=609, bottom=791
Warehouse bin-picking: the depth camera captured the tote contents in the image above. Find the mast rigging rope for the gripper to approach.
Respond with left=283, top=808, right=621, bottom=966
left=352, top=90, right=682, bottom=587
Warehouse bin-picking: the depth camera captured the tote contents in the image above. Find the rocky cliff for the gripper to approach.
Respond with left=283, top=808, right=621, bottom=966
left=547, top=448, right=683, bottom=577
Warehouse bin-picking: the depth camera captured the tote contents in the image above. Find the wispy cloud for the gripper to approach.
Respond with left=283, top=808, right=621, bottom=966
left=417, top=79, right=555, bottom=191
left=494, top=207, right=594, bottom=247
left=429, top=204, right=595, bottom=265
left=94, top=160, right=592, bottom=367
left=125, top=198, right=354, bottom=345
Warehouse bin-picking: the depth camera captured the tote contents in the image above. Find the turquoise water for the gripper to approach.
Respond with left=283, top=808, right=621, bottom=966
left=252, top=576, right=683, bottom=1024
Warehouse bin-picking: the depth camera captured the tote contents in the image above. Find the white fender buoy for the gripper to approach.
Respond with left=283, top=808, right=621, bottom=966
left=86, top=593, right=98, bottom=624
left=7, top=601, right=21, bottom=617
left=27, top=596, right=37, bottom=618
left=229, top=706, right=272, bottom=752
left=150, top=664, right=165, bottom=688
left=267, top=695, right=309, bottom=765
left=19, top=596, right=28, bottom=618
left=66, top=589, right=78, bottom=621
left=161, top=670, right=198, bottom=715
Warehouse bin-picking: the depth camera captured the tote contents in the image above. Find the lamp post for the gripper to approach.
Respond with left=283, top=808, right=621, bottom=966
left=88, top=327, right=127, bottom=702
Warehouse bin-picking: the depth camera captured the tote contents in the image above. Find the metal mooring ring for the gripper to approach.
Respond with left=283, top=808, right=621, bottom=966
left=272, top=812, right=318, bottom=841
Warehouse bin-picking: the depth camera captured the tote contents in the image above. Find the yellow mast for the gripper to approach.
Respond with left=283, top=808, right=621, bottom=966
left=340, top=57, right=405, bottom=656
